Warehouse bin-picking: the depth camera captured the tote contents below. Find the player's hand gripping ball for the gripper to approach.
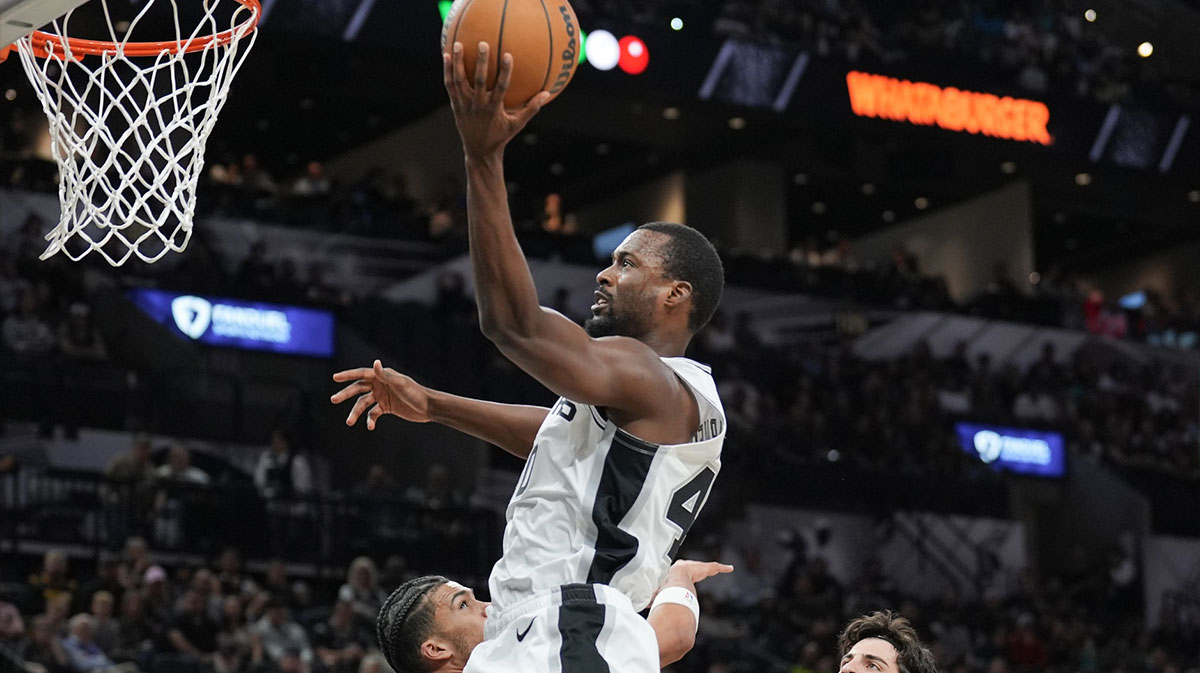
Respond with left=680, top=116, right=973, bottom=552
left=441, top=0, right=581, bottom=109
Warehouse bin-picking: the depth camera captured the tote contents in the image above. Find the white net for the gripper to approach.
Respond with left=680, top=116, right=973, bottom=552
left=14, top=0, right=259, bottom=265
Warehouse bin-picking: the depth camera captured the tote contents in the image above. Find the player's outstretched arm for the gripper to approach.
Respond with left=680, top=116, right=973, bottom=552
left=443, top=43, right=682, bottom=420
left=649, top=560, right=733, bottom=668
left=331, top=360, right=547, bottom=459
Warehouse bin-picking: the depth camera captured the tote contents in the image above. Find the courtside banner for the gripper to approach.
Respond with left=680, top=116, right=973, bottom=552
left=129, top=289, right=335, bottom=357
left=954, top=422, right=1066, bottom=478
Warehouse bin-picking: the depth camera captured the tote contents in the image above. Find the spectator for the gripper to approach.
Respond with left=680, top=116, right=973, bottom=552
left=291, top=161, right=331, bottom=198
left=61, top=613, right=136, bottom=673
left=259, top=562, right=305, bottom=614
left=216, top=548, right=256, bottom=599
left=2, top=285, right=55, bottom=356
left=28, top=551, right=78, bottom=615
left=311, top=600, right=371, bottom=673
left=253, top=598, right=312, bottom=673
left=87, top=592, right=119, bottom=656
left=253, top=430, right=313, bottom=502
left=74, top=554, right=125, bottom=615
left=167, top=590, right=219, bottom=661
left=57, top=303, right=107, bottom=362
left=23, top=614, right=70, bottom=673
left=154, top=444, right=210, bottom=486
left=404, top=463, right=465, bottom=510
left=0, top=600, right=25, bottom=645
left=111, top=591, right=151, bottom=664
left=335, top=558, right=386, bottom=627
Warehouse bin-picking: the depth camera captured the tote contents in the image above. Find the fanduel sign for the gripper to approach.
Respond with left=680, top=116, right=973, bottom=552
left=954, top=422, right=1065, bottom=478
left=130, top=289, right=335, bottom=358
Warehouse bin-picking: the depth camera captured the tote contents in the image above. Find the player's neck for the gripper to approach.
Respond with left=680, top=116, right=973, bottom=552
left=639, top=331, right=690, bottom=358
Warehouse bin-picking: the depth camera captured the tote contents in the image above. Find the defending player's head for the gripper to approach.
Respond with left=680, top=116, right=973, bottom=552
left=376, top=576, right=488, bottom=673
left=585, top=222, right=724, bottom=340
left=837, top=611, right=939, bottom=673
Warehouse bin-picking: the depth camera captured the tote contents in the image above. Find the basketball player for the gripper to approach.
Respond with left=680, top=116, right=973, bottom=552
left=374, top=559, right=731, bottom=673
left=330, top=40, right=726, bottom=672
left=838, top=611, right=939, bottom=673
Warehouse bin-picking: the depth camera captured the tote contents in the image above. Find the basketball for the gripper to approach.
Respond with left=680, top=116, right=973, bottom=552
left=441, top=0, right=580, bottom=109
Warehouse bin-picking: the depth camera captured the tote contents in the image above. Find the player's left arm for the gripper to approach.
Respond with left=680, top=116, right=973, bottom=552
left=648, top=560, right=733, bottom=668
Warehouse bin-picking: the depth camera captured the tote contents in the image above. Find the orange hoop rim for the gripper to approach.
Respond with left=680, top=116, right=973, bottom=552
left=26, top=0, right=260, bottom=58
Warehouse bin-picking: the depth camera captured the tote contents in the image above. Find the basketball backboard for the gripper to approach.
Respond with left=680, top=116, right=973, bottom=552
left=0, top=0, right=88, bottom=46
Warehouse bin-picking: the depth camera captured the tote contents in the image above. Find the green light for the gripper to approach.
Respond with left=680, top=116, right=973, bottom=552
left=438, top=0, right=453, bottom=23
left=579, top=30, right=587, bottom=64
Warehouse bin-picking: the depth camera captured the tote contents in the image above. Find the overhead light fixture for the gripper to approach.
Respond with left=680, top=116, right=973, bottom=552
left=1075, top=173, right=1092, bottom=186
left=914, top=197, right=929, bottom=209
left=1188, top=189, right=1200, bottom=203
left=1000, top=161, right=1017, bottom=174
left=1084, top=9, right=1096, bottom=22
left=1137, top=41, right=1153, bottom=58
left=662, top=107, right=680, bottom=120
left=728, top=117, right=747, bottom=130
left=861, top=183, right=876, bottom=195
left=670, top=17, right=683, bottom=31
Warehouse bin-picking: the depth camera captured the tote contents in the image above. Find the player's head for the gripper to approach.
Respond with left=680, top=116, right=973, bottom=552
left=586, top=222, right=724, bottom=340
left=376, top=576, right=488, bottom=673
left=837, top=611, right=938, bottom=673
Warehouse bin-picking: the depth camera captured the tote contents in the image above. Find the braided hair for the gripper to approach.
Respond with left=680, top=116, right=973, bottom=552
left=376, top=575, right=448, bottom=673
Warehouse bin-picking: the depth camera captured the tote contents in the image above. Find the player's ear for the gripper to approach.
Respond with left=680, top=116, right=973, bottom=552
left=421, top=638, right=453, bottom=663
left=664, top=280, right=693, bottom=309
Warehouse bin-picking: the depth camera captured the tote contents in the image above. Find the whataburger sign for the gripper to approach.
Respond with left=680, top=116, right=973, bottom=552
left=845, top=71, right=1052, bottom=145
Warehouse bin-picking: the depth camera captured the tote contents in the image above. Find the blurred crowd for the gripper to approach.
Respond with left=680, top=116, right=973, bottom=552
left=580, top=0, right=1200, bottom=110
left=694, top=326, right=1200, bottom=483
left=669, top=537, right=1199, bottom=673
left=1, top=545, right=404, bottom=673
left=1, top=526, right=1195, bottom=673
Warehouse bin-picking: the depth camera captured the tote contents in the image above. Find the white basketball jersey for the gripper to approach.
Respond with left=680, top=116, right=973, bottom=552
left=488, top=357, right=726, bottom=614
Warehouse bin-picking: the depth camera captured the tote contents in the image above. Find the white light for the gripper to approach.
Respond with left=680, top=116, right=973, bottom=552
left=585, top=30, right=620, bottom=71
left=914, top=196, right=929, bottom=209
left=3, top=89, right=15, bottom=101
left=1075, top=173, right=1091, bottom=186
left=1188, top=190, right=1200, bottom=203
left=1138, top=41, right=1153, bottom=58
left=1000, top=161, right=1017, bottom=174
left=627, top=40, right=644, bottom=58
left=728, top=117, right=746, bottom=130
left=662, top=107, right=680, bottom=120
left=861, top=183, right=876, bottom=195
left=1029, top=272, right=1041, bottom=285
left=670, top=17, right=683, bottom=31
left=1084, top=9, right=1096, bottom=22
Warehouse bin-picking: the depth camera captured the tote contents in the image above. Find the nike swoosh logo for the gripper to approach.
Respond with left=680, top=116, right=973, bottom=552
left=516, top=617, right=535, bottom=642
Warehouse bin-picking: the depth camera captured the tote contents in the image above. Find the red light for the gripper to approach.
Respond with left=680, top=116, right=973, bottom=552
left=617, top=36, right=649, bottom=75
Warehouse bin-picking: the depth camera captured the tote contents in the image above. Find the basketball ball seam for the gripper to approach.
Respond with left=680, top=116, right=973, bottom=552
left=449, top=0, right=479, bottom=55
left=495, top=0, right=510, bottom=75
left=537, top=0, right=553, bottom=94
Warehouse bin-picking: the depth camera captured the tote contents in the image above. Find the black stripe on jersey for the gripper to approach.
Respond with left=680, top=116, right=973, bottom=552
left=586, top=430, right=659, bottom=585
left=588, top=405, right=606, bottom=430
left=558, top=584, right=607, bottom=673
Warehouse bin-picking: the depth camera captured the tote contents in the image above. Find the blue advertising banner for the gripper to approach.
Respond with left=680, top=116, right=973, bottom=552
left=129, top=289, right=336, bottom=358
left=954, top=422, right=1066, bottom=478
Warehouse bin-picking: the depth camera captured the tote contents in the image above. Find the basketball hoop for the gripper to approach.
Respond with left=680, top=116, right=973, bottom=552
left=10, top=0, right=261, bottom=265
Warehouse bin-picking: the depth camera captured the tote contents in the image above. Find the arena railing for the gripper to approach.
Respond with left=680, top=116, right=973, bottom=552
left=0, top=465, right=503, bottom=579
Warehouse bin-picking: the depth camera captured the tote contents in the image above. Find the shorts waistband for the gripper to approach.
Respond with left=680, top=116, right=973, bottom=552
left=484, top=583, right=632, bottom=639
